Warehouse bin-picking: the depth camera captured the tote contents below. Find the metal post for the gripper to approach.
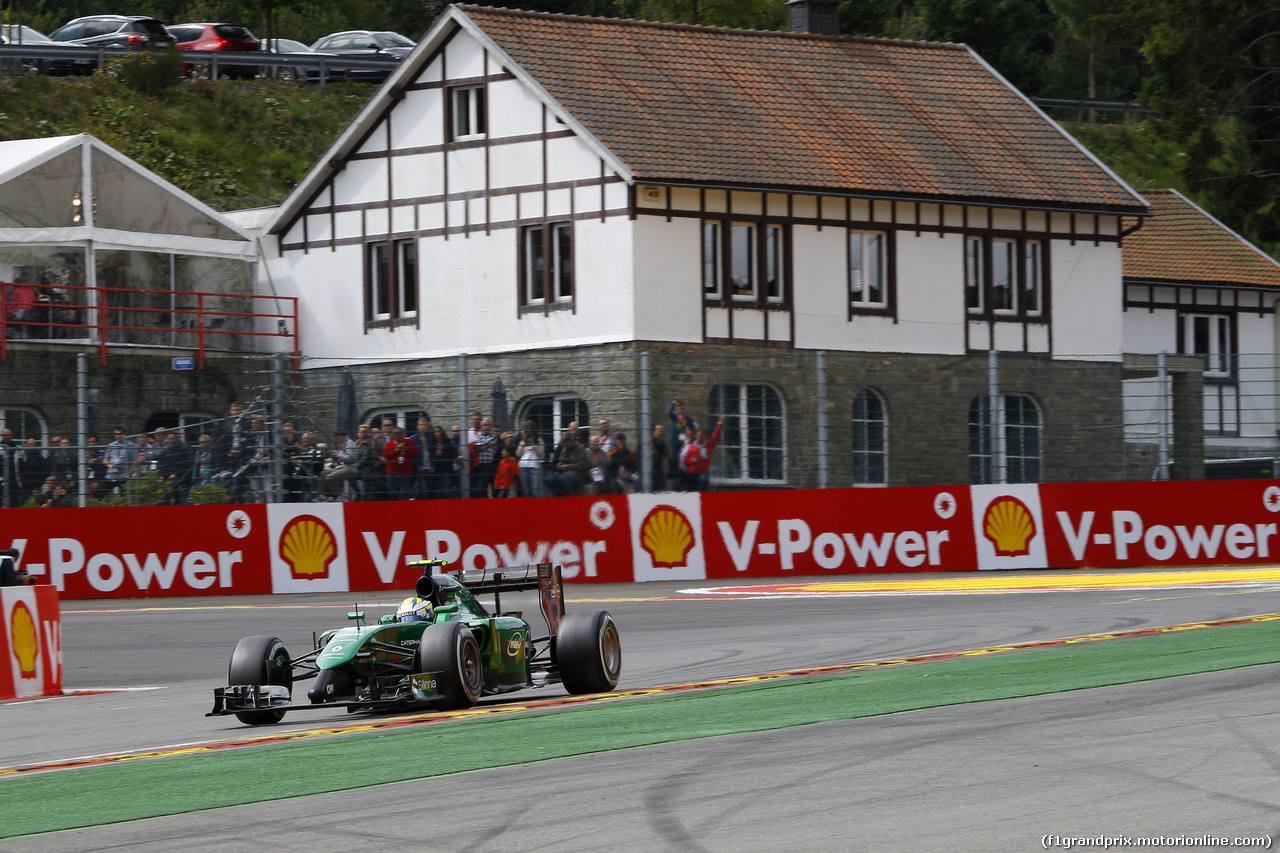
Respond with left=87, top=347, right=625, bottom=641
left=989, top=349, right=1004, bottom=484
left=459, top=352, right=469, bottom=499
left=816, top=350, right=828, bottom=489
left=640, top=351, right=651, bottom=493
left=77, top=351, right=87, bottom=507
left=267, top=354, right=285, bottom=503
left=1156, top=351, right=1171, bottom=480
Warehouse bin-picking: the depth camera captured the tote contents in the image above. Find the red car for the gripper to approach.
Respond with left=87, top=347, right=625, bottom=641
left=167, top=22, right=260, bottom=79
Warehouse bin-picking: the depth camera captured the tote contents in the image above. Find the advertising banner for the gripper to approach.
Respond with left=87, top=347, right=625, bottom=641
left=700, top=486, right=975, bottom=578
left=0, top=585, right=62, bottom=700
left=1039, top=480, right=1280, bottom=569
left=5, top=480, right=1280, bottom=599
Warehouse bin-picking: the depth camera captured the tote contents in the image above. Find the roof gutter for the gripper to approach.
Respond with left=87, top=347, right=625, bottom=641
left=636, top=178, right=1151, bottom=219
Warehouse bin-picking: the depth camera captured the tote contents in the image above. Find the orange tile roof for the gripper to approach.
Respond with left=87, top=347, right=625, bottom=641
left=1123, top=190, right=1280, bottom=288
left=459, top=5, right=1144, bottom=212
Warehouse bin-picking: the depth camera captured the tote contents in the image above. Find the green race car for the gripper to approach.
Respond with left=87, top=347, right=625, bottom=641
left=208, top=560, right=621, bottom=725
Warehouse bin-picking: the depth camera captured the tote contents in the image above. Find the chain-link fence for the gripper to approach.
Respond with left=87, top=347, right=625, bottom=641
left=0, top=346, right=1273, bottom=507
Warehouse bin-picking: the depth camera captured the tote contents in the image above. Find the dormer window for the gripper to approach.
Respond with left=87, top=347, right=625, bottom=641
left=452, top=85, right=486, bottom=140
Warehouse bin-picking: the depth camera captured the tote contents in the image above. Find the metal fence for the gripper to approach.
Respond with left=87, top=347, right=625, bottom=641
left=0, top=347, right=1273, bottom=508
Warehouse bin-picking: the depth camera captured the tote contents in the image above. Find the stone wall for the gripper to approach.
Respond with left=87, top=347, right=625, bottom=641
left=302, top=342, right=1131, bottom=488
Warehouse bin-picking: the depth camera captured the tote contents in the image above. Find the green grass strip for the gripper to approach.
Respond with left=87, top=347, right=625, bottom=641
left=5, top=621, right=1280, bottom=838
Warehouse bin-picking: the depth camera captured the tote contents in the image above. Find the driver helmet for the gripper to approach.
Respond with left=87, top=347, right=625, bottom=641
left=396, top=596, right=433, bottom=623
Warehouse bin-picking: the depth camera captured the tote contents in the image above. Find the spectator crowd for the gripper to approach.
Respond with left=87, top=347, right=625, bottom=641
left=0, top=396, right=727, bottom=506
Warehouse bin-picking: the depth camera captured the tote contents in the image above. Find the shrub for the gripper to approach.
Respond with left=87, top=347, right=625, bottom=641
left=96, top=48, right=182, bottom=96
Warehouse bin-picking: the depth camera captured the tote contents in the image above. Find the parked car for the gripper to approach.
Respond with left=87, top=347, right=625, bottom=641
left=166, top=23, right=261, bottom=79
left=309, top=30, right=414, bottom=81
left=262, top=38, right=345, bottom=82
left=0, top=24, right=93, bottom=76
left=49, top=15, right=175, bottom=51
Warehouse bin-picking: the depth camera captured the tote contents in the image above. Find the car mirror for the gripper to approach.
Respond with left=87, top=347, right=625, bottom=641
left=379, top=614, right=395, bottom=625
left=347, top=610, right=364, bottom=621
left=434, top=604, right=458, bottom=616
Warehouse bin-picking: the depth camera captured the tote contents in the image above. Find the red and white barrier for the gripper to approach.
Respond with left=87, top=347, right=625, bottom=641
left=0, top=584, right=62, bottom=699
left=4, top=479, right=1280, bottom=598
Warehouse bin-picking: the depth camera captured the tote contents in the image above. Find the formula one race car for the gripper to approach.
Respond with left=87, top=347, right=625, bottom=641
left=208, top=560, right=620, bottom=725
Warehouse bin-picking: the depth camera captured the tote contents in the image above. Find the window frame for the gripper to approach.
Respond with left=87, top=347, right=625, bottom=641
left=848, top=229, right=893, bottom=315
left=701, top=220, right=788, bottom=307
left=519, top=222, right=574, bottom=312
left=966, top=235, right=1047, bottom=321
left=517, top=395, right=589, bottom=445
left=1178, top=311, right=1235, bottom=379
left=969, top=394, right=1042, bottom=484
left=709, top=383, right=787, bottom=485
left=851, top=389, right=888, bottom=486
left=365, top=238, right=418, bottom=328
left=450, top=84, right=487, bottom=142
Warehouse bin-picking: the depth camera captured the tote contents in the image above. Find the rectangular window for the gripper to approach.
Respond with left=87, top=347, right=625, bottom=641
left=703, top=222, right=721, bottom=299
left=397, top=240, right=417, bottom=317
left=1023, top=240, right=1042, bottom=315
left=730, top=223, right=755, bottom=300
left=968, top=235, right=1047, bottom=320
left=703, top=220, right=788, bottom=305
left=965, top=237, right=984, bottom=312
left=369, top=242, right=391, bottom=319
left=521, top=222, right=573, bottom=307
left=452, top=85, right=486, bottom=140
left=1181, top=313, right=1233, bottom=377
left=849, top=230, right=887, bottom=308
left=765, top=225, right=783, bottom=303
left=991, top=239, right=1015, bottom=312
left=367, top=240, right=417, bottom=323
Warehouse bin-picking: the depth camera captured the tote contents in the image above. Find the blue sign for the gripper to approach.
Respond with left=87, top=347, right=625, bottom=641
left=172, top=357, right=195, bottom=371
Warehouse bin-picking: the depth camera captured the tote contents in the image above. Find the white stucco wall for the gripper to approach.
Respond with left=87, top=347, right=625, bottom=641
left=1050, top=239, right=1124, bottom=360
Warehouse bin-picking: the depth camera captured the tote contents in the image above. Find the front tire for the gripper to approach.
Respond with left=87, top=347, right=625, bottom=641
left=556, top=610, right=621, bottom=694
left=228, top=635, right=292, bottom=725
left=417, top=622, right=483, bottom=710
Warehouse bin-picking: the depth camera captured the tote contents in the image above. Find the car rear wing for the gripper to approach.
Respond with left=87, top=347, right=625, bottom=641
left=408, top=560, right=565, bottom=636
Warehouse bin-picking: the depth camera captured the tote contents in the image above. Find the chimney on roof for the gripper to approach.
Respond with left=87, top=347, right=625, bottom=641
left=787, top=0, right=841, bottom=36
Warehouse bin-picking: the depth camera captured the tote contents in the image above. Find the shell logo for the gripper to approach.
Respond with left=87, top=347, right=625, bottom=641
left=10, top=600, right=38, bottom=678
left=640, top=505, right=696, bottom=569
left=279, top=515, right=338, bottom=580
left=982, top=496, right=1038, bottom=557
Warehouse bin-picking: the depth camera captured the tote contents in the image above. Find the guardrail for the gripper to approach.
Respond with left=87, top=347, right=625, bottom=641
left=1032, top=97, right=1159, bottom=124
left=0, top=281, right=298, bottom=367
left=0, top=44, right=400, bottom=84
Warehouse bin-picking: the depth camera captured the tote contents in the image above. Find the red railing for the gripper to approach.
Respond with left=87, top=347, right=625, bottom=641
left=0, top=282, right=298, bottom=367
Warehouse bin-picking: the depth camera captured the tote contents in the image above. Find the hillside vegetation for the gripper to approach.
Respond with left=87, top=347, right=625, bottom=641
left=0, top=68, right=368, bottom=211
left=2, top=1, right=1275, bottom=257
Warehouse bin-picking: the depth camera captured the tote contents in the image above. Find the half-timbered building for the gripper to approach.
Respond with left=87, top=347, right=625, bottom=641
left=1122, top=189, right=1280, bottom=479
left=258, top=3, right=1151, bottom=488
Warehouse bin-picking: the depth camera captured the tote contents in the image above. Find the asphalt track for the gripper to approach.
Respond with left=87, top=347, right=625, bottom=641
left=5, top=567, right=1280, bottom=851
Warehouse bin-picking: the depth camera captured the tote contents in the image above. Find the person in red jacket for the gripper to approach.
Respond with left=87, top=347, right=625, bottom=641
left=382, top=427, right=420, bottom=500
left=493, top=447, right=520, bottom=497
left=679, top=414, right=724, bottom=492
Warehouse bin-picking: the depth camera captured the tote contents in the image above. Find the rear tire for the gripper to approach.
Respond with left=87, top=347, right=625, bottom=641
left=555, top=610, right=621, bottom=694
left=416, top=622, right=483, bottom=710
left=228, top=635, right=292, bottom=725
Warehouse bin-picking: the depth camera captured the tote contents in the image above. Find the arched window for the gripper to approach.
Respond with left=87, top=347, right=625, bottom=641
left=517, top=395, right=589, bottom=444
left=709, top=384, right=785, bottom=483
left=969, top=394, right=1042, bottom=484
left=852, top=390, right=887, bottom=486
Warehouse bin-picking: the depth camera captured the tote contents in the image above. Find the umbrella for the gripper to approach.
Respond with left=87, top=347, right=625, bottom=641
left=491, top=377, right=510, bottom=432
left=336, top=370, right=359, bottom=436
